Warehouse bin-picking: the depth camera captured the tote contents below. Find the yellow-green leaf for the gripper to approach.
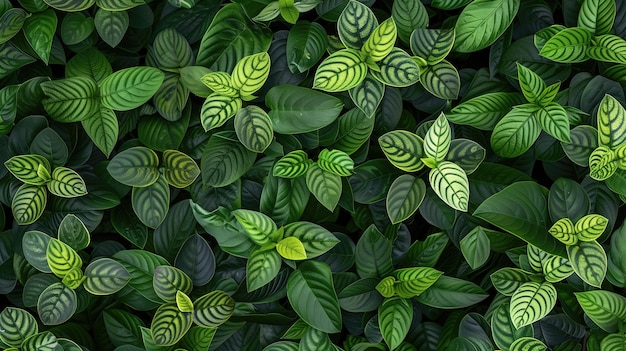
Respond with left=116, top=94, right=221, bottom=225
left=276, top=236, right=307, bottom=260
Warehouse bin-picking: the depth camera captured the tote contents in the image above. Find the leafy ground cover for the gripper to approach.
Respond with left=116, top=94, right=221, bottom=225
left=1, top=0, right=626, bottom=350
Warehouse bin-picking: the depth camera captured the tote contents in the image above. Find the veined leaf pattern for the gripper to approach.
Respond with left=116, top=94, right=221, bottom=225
left=509, top=281, right=557, bottom=329
left=379, top=130, right=425, bottom=172
left=313, top=48, right=368, bottom=92
left=361, top=18, right=397, bottom=63
left=428, top=161, right=469, bottom=212
left=337, top=0, right=377, bottom=50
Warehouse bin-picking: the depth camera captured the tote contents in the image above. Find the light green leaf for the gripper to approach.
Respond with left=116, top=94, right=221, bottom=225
left=542, top=254, right=574, bottom=283
left=131, top=174, right=170, bottom=229
left=37, top=282, right=77, bottom=325
left=0, top=307, right=38, bottom=347
left=539, top=27, right=592, bottom=63
left=386, top=174, right=426, bottom=224
left=490, top=105, right=541, bottom=158
left=232, top=209, right=277, bottom=246
left=578, top=0, right=616, bottom=36
left=567, top=240, right=607, bottom=288
left=370, top=48, right=420, bottom=87
left=276, top=236, right=307, bottom=260
left=231, top=52, right=271, bottom=98
left=193, top=290, right=235, bottom=328
left=94, top=9, right=129, bottom=48
left=313, top=48, right=367, bottom=92
left=601, top=333, right=626, bottom=351
left=107, top=146, right=160, bottom=187
left=429, top=161, right=469, bottom=212
left=306, top=163, right=342, bottom=212
left=200, top=93, right=242, bottom=131
left=176, top=291, right=193, bottom=313
left=41, top=76, right=100, bottom=123
left=393, top=267, right=443, bottom=298
left=490, top=268, right=531, bottom=296
left=510, top=281, right=557, bottom=329
left=575, top=290, right=626, bottom=333
left=375, top=276, right=396, bottom=298
left=12, top=184, right=47, bottom=225
left=548, top=218, right=577, bottom=246
left=23, top=9, right=57, bottom=64
left=246, top=246, right=282, bottom=291
left=588, top=34, right=626, bottom=64
left=201, top=72, right=238, bottom=97
left=46, top=238, right=82, bottom=279
left=535, top=103, right=571, bottom=143
left=234, top=105, right=274, bottom=153
left=20, top=331, right=58, bottom=351
left=509, top=337, right=547, bottom=351
left=575, top=214, right=608, bottom=242
left=589, top=146, right=618, bottom=181
left=361, top=18, right=397, bottom=63
left=150, top=303, right=192, bottom=346
left=153, top=265, right=193, bottom=303
left=597, top=94, right=626, bottom=149
left=283, top=221, right=340, bottom=258
left=446, top=92, right=526, bottom=130
left=423, top=113, right=451, bottom=163
left=317, top=149, right=354, bottom=176
left=378, top=297, right=412, bottom=350
left=420, top=60, right=460, bottom=100
left=454, top=0, right=519, bottom=53
left=287, top=261, right=342, bottom=334
left=378, top=130, right=425, bottom=172
left=4, top=154, right=51, bottom=186
left=47, top=167, right=87, bottom=198
left=161, top=150, right=200, bottom=189
left=516, top=63, right=546, bottom=105
left=83, top=258, right=131, bottom=295
left=337, top=0, right=377, bottom=49
left=99, top=67, right=165, bottom=111
left=82, top=106, right=118, bottom=157
left=410, top=28, right=455, bottom=65
left=273, top=150, right=310, bottom=178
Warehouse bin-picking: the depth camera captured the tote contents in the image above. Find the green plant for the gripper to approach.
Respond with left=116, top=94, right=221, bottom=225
left=4, top=0, right=626, bottom=350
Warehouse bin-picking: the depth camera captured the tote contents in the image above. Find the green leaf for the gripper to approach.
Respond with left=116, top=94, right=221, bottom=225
left=446, top=139, right=485, bottom=175
left=20, top=331, right=58, bottom=351
left=131, top=174, right=170, bottom=229
left=246, top=246, right=281, bottom=291
left=81, top=106, right=118, bottom=158
left=429, top=161, right=470, bottom=212
left=454, top=0, right=519, bottom=53
left=161, top=150, right=200, bottom=189
left=12, top=184, right=47, bottom=225
left=338, top=278, right=383, bottom=312
left=597, top=94, right=626, bottom=149
left=180, top=326, right=216, bottom=351
left=234, top=105, right=274, bottom=153
left=286, top=21, right=327, bottom=73
left=313, top=48, right=367, bottom=92
left=349, top=75, right=384, bottom=118
left=460, top=226, right=490, bottom=270
left=548, top=218, right=577, bottom=245
left=153, top=265, right=193, bottom=303
left=420, top=60, right=460, bottom=100
left=355, top=225, right=393, bottom=278
left=22, top=231, right=52, bottom=273
left=575, top=214, right=608, bottom=242
left=60, top=12, right=94, bottom=46
left=491, top=303, right=533, bottom=351
left=58, top=214, right=89, bottom=250
left=273, top=150, right=310, bottom=178
left=282, top=221, right=340, bottom=258
left=447, top=92, right=526, bottom=130
left=410, top=28, right=455, bottom=65
left=231, top=52, right=271, bottom=98
left=516, top=63, right=546, bottom=105
left=37, top=282, right=77, bottom=325
left=176, top=291, right=193, bottom=313
left=94, top=9, right=129, bottom=48
left=47, top=167, right=87, bottom=198
left=201, top=72, right=238, bottom=97
left=379, top=130, right=425, bottom=172
left=510, top=281, right=557, bottom=329
left=509, top=337, right=547, bottom=351
left=276, top=236, right=307, bottom=260
left=263, top=341, right=299, bottom=351
left=266, top=85, right=344, bottom=134
left=386, top=174, right=426, bottom=224
left=150, top=303, right=192, bottom=346
left=375, top=276, right=396, bottom=298
left=83, top=258, right=131, bottom=295
left=0, top=307, right=38, bottom=347
left=415, top=275, right=488, bottom=309
left=567, top=241, right=607, bottom=288
left=589, top=146, right=618, bottom=181
left=361, top=18, right=397, bottom=63
left=99, top=67, right=165, bottom=111
left=232, top=209, right=277, bottom=246
left=193, top=290, right=235, bottom=327
left=474, top=182, right=567, bottom=258
left=150, top=28, right=193, bottom=69
left=137, top=107, right=190, bottom=152
left=0, top=42, right=35, bottom=79
left=393, top=267, right=443, bottom=298
left=562, top=125, right=598, bottom=167
left=392, top=0, right=428, bottom=44
left=539, top=27, right=592, bottom=63
left=490, top=268, right=531, bottom=297
left=423, top=113, right=452, bottom=163
left=65, top=47, right=112, bottom=83
left=46, top=238, right=82, bottom=279
left=174, top=234, right=215, bottom=287
left=535, top=103, right=571, bottom=143
left=378, top=297, right=412, bottom=350
left=41, top=77, right=99, bottom=123
left=107, top=146, right=160, bottom=187
left=287, top=261, right=342, bottom=334
left=306, top=164, right=342, bottom=212
left=113, top=250, right=169, bottom=307
left=370, top=48, right=421, bottom=87
left=601, top=333, right=626, bottom=351
left=23, top=9, right=57, bottom=64
left=4, top=154, right=51, bottom=185
left=196, top=3, right=272, bottom=72
left=0, top=9, right=27, bottom=45
left=588, top=34, right=626, bottom=64
left=337, top=0, right=377, bottom=50
left=575, top=290, right=626, bottom=333
left=578, top=0, right=616, bottom=36
left=95, top=0, right=145, bottom=12
left=490, top=105, right=541, bottom=158
left=279, top=0, right=298, bottom=24
left=317, top=149, right=354, bottom=176
left=200, top=93, right=242, bottom=131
